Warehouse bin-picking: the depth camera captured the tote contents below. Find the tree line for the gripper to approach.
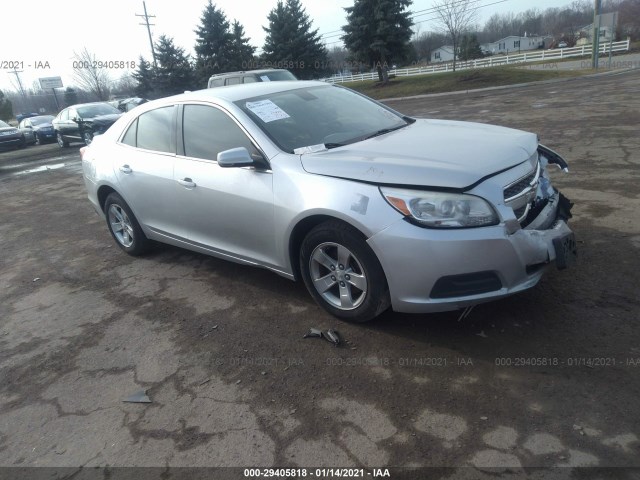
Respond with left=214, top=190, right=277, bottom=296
left=3, top=0, right=638, bottom=116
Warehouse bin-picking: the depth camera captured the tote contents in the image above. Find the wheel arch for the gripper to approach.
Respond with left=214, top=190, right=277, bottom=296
left=288, top=214, right=372, bottom=282
left=97, top=184, right=118, bottom=213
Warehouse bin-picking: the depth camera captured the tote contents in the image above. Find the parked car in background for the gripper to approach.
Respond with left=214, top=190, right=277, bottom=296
left=0, top=120, right=26, bottom=150
left=116, top=97, right=148, bottom=113
left=52, top=102, right=122, bottom=147
left=16, top=112, right=40, bottom=123
left=19, top=115, right=56, bottom=145
left=80, top=81, right=575, bottom=322
left=208, top=69, right=297, bottom=88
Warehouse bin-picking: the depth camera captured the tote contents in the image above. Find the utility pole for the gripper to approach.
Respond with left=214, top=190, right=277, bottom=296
left=8, top=69, right=27, bottom=98
left=136, top=1, right=158, bottom=68
left=591, top=0, right=602, bottom=69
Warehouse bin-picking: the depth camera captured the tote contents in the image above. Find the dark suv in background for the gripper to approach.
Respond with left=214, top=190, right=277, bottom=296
left=52, top=102, right=122, bottom=147
left=207, top=69, right=297, bottom=88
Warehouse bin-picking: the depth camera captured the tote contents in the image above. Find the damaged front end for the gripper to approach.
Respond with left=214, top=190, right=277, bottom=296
left=504, top=145, right=577, bottom=271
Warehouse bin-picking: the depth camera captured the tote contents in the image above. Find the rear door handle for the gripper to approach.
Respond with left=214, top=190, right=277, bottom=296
left=177, top=177, right=196, bottom=188
left=119, top=165, right=132, bottom=174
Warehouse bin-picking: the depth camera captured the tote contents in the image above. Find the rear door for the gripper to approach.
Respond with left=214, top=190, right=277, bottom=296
left=172, top=103, right=276, bottom=266
left=114, top=105, right=180, bottom=235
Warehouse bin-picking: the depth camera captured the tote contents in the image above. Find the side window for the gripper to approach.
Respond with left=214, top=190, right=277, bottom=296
left=182, top=104, right=257, bottom=161
left=59, top=110, right=69, bottom=121
left=243, top=76, right=258, bottom=84
left=121, top=119, right=138, bottom=147
left=136, top=106, right=174, bottom=153
left=225, top=77, right=242, bottom=85
left=68, top=109, right=78, bottom=120
left=19, top=120, right=26, bottom=129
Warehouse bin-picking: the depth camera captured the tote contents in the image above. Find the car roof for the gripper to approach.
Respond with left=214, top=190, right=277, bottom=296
left=66, top=102, right=117, bottom=109
left=209, top=69, right=291, bottom=78
left=169, top=80, right=330, bottom=104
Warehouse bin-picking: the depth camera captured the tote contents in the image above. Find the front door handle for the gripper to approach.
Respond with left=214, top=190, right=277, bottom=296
left=119, top=165, right=132, bottom=174
left=177, top=177, right=196, bottom=188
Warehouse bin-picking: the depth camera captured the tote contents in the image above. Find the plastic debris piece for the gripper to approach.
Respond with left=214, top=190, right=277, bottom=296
left=199, top=379, right=210, bottom=386
left=322, top=329, right=341, bottom=347
left=303, top=328, right=323, bottom=339
left=122, top=390, right=151, bottom=404
left=476, top=331, right=488, bottom=338
left=33, top=278, right=40, bottom=282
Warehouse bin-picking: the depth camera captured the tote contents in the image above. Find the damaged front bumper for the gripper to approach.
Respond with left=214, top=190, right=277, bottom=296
left=367, top=152, right=576, bottom=314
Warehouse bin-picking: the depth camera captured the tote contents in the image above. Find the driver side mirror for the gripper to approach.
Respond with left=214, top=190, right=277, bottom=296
left=217, top=147, right=259, bottom=168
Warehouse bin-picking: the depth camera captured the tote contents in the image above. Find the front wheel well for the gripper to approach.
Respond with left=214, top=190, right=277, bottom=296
left=288, top=215, right=370, bottom=281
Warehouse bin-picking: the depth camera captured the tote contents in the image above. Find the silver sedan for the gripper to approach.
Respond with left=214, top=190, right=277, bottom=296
left=81, top=81, right=576, bottom=322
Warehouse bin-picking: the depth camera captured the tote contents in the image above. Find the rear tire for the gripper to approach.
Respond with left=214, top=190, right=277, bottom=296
left=104, top=192, right=150, bottom=256
left=300, top=220, right=390, bottom=323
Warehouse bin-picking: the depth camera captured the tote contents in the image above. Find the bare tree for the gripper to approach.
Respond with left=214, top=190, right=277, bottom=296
left=72, top=48, right=111, bottom=101
left=432, top=0, right=479, bottom=71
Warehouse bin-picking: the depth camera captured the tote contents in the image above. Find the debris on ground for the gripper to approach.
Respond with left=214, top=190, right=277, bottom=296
left=476, top=331, right=488, bottom=338
left=122, top=390, right=151, bottom=404
left=322, top=329, right=341, bottom=347
left=33, top=278, right=40, bottom=282
left=303, top=328, right=323, bottom=339
left=303, top=327, right=341, bottom=347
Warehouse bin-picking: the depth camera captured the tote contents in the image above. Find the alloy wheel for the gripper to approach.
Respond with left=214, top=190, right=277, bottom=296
left=108, top=204, right=135, bottom=248
left=309, top=242, right=368, bottom=310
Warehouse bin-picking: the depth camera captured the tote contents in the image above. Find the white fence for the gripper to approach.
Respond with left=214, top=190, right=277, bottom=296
left=323, top=38, right=632, bottom=84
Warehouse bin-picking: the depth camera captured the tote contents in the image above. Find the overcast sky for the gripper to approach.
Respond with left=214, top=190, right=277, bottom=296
left=2, top=0, right=573, bottom=92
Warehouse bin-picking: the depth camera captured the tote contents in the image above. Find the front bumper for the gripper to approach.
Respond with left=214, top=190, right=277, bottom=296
left=368, top=190, right=575, bottom=314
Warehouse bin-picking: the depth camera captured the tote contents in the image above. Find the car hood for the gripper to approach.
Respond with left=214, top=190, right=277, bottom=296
left=87, top=113, right=122, bottom=125
left=299, top=119, right=538, bottom=189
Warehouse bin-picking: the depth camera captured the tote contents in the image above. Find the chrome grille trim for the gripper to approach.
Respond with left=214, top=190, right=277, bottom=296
left=504, top=162, right=541, bottom=203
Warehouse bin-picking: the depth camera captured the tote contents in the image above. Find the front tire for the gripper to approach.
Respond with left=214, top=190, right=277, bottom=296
left=300, top=220, right=390, bottom=322
left=82, top=131, right=93, bottom=145
left=56, top=132, right=69, bottom=148
left=104, top=192, right=150, bottom=256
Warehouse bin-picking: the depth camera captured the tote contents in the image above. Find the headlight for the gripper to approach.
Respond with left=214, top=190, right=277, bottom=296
left=380, top=187, right=499, bottom=228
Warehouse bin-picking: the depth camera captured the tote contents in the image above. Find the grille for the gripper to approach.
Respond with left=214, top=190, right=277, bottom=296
left=504, top=166, right=538, bottom=201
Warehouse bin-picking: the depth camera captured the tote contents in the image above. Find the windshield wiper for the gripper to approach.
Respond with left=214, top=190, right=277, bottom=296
left=324, top=142, right=347, bottom=149
left=364, top=123, right=410, bottom=140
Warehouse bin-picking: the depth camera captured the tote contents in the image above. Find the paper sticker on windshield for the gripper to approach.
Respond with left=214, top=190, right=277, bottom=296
left=245, top=99, right=289, bottom=123
left=260, top=75, right=271, bottom=82
left=293, top=144, right=327, bottom=155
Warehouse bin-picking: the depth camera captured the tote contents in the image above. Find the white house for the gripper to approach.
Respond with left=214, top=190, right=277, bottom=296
left=481, top=35, right=545, bottom=55
left=431, top=46, right=455, bottom=63
left=578, top=12, right=618, bottom=43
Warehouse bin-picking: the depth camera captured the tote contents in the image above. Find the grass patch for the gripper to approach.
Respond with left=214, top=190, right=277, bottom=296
left=342, top=66, right=592, bottom=100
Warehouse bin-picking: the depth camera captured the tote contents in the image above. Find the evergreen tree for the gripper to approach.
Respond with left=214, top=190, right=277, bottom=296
left=63, top=87, right=79, bottom=107
left=342, top=0, right=413, bottom=83
left=154, top=35, right=195, bottom=97
left=458, top=34, right=483, bottom=61
left=133, top=56, right=156, bottom=98
left=194, top=1, right=233, bottom=84
left=262, top=0, right=328, bottom=79
left=227, top=20, right=257, bottom=72
left=0, top=89, right=13, bottom=121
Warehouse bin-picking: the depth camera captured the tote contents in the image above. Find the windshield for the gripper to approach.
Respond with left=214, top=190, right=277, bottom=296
left=235, top=85, right=409, bottom=153
left=30, top=116, right=54, bottom=125
left=77, top=104, right=120, bottom=119
left=0, top=120, right=10, bottom=128
left=260, top=70, right=297, bottom=81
